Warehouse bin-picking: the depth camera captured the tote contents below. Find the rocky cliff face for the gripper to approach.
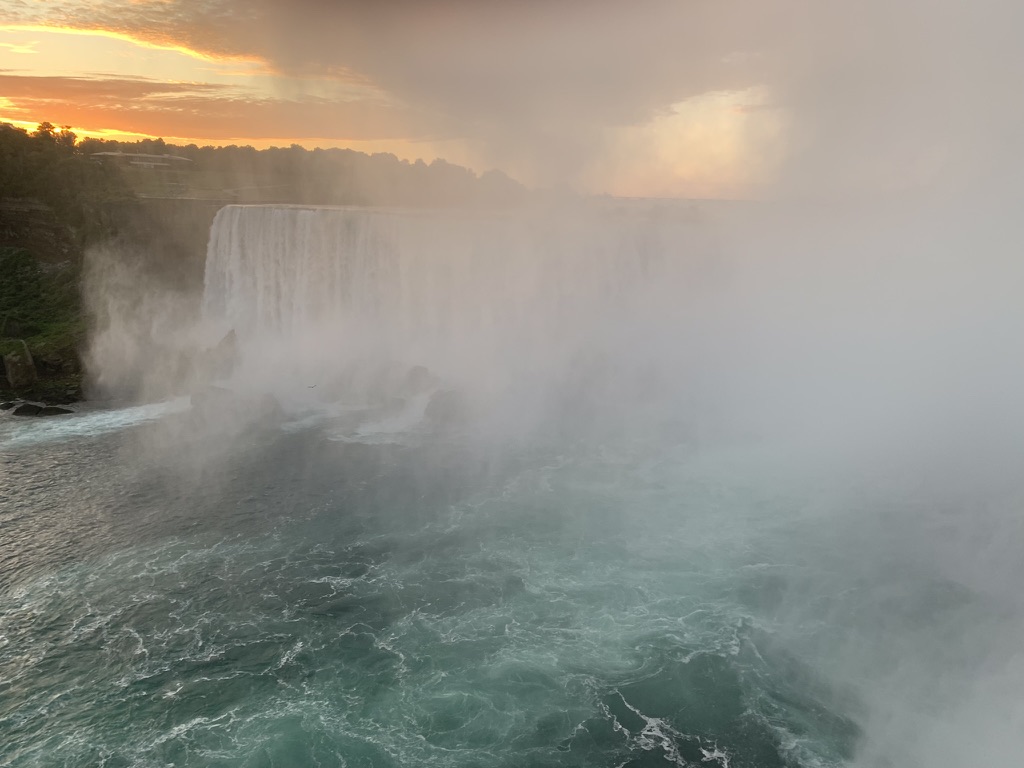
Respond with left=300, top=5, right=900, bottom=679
left=106, top=198, right=224, bottom=288
left=1, top=340, right=37, bottom=388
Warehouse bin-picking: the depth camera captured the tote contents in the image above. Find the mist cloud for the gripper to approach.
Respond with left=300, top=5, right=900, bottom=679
left=769, top=0, right=1024, bottom=198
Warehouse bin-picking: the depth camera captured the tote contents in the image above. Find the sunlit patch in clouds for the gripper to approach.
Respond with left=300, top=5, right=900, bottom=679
left=0, top=0, right=780, bottom=195
left=0, top=40, right=37, bottom=54
left=582, top=88, right=784, bottom=199
left=8, top=0, right=1011, bottom=197
left=0, top=23, right=261, bottom=65
left=0, top=21, right=419, bottom=151
left=0, top=25, right=376, bottom=97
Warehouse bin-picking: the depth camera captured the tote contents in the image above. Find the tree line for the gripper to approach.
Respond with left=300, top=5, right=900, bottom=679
left=3, top=120, right=528, bottom=217
left=77, top=135, right=527, bottom=208
left=0, top=122, right=133, bottom=244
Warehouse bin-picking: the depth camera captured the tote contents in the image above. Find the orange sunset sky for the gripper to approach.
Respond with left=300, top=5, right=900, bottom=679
left=1, top=1, right=1018, bottom=198
left=0, top=1, right=791, bottom=198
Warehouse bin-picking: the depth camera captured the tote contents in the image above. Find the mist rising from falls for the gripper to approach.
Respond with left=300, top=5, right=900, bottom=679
left=201, top=203, right=714, bottom=436
left=85, top=193, right=1024, bottom=460
left=58, top=192, right=1024, bottom=766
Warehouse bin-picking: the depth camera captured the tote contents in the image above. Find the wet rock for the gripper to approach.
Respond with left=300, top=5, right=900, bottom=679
left=34, top=352, right=80, bottom=376
left=0, top=401, right=15, bottom=410
left=207, top=329, right=239, bottom=378
left=400, top=365, right=437, bottom=396
left=190, top=330, right=240, bottom=386
left=12, top=403, right=42, bottom=416
left=2, top=341, right=38, bottom=388
left=254, top=393, right=286, bottom=423
left=367, top=360, right=408, bottom=404
left=424, top=389, right=471, bottom=426
left=38, top=405, right=74, bottom=416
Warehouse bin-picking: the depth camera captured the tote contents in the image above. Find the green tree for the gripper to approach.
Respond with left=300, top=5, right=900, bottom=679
left=0, top=247, right=45, bottom=336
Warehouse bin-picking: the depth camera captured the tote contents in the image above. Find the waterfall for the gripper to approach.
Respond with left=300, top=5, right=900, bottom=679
left=201, top=204, right=712, bottom=420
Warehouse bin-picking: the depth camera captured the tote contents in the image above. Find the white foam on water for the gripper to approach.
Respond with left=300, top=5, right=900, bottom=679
left=330, top=390, right=433, bottom=444
left=0, top=399, right=190, bottom=448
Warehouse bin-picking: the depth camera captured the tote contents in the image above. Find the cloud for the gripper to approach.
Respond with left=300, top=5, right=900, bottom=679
left=3, top=1, right=763, bottom=120
left=4, top=0, right=1022, bottom=193
left=0, top=40, right=36, bottom=54
left=1, top=1, right=773, bottom=184
left=763, top=0, right=1024, bottom=199
left=0, top=73, right=424, bottom=141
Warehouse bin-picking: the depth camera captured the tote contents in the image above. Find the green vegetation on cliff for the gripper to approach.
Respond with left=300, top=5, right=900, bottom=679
left=1, top=122, right=134, bottom=245
left=0, top=246, right=82, bottom=345
left=0, top=123, right=133, bottom=401
left=0, top=246, right=84, bottom=401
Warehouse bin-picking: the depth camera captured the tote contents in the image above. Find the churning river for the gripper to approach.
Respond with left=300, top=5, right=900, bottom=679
left=3, top=203, right=1023, bottom=767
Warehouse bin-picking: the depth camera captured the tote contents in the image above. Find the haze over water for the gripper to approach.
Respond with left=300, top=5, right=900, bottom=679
left=4, top=1, right=1024, bottom=766
left=2, top=183, right=1023, bottom=767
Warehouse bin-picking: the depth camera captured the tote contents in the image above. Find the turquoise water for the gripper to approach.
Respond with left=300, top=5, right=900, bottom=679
left=0, top=406, right=1018, bottom=767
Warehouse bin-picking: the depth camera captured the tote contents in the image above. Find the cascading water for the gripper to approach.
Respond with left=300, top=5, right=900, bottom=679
left=199, top=204, right=714, bottom=432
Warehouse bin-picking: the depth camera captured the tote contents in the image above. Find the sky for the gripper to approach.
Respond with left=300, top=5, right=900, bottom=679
left=0, top=1, right=1021, bottom=197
